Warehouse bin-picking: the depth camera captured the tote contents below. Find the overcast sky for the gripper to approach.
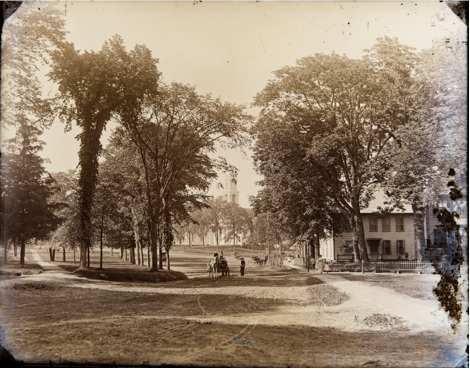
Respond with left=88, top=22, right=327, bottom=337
left=4, top=1, right=465, bottom=208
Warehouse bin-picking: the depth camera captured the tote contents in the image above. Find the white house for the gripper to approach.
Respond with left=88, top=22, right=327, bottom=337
left=330, top=195, right=415, bottom=261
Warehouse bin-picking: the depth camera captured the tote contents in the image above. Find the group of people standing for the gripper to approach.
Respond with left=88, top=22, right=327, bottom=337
left=208, top=251, right=245, bottom=277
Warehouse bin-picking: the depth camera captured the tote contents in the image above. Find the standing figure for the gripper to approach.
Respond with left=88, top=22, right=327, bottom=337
left=208, top=252, right=218, bottom=277
left=213, top=252, right=219, bottom=273
left=220, top=256, right=228, bottom=276
left=240, top=257, right=245, bottom=276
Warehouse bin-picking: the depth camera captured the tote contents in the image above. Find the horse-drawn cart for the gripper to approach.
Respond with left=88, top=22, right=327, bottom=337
left=252, top=256, right=268, bottom=266
left=207, top=253, right=230, bottom=277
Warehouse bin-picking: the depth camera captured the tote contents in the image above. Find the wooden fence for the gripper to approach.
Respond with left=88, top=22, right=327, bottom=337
left=330, top=260, right=435, bottom=274
left=373, top=261, right=435, bottom=274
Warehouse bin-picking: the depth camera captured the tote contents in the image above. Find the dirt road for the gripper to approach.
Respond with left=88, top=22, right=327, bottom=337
left=0, top=248, right=466, bottom=367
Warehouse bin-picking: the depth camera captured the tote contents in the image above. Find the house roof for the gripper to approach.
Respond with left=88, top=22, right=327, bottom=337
left=362, top=192, right=413, bottom=214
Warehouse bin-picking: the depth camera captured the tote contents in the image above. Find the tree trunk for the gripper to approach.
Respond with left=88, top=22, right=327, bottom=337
left=166, top=249, right=170, bottom=270
left=150, top=220, right=159, bottom=271
left=3, top=240, right=8, bottom=265
left=99, top=242, right=103, bottom=270
left=130, top=242, right=136, bottom=264
left=73, top=247, right=76, bottom=264
left=306, top=241, right=309, bottom=272
left=141, top=242, right=144, bottom=266
left=100, top=206, right=104, bottom=269
left=131, top=206, right=142, bottom=266
left=111, top=247, right=113, bottom=257
left=20, top=235, right=25, bottom=267
left=202, top=233, right=205, bottom=250
left=216, top=230, right=219, bottom=253
left=352, top=234, right=359, bottom=263
left=358, top=217, right=368, bottom=262
left=87, top=246, right=90, bottom=268
left=351, top=193, right=369, bottom=262
left=63, top=247, right=66, bottom=262
left=412, top=203, right=426, bottom=262
left=80, top=240, right=87, bottom=269
left=14, top=242, right=17, bottom=257
left=158, top=238, right=163, bottom=269
left=120, top=245, right=124, bottom=259
left=125, top=247, right=128, bottom=261
left=188, top=232, right=192, bottom=249
left=77, top=116, right=108, bottom=270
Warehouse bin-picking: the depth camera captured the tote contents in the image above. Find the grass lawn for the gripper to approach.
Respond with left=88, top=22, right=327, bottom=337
left=0, top=255, right=42, bottom=277
left=340, top=273, right=440, bottom=301
left=1, top=275, right=462, bottom=367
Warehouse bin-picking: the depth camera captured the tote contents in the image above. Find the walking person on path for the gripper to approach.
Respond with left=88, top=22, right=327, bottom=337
left=240, top=257, right=245, bottom=276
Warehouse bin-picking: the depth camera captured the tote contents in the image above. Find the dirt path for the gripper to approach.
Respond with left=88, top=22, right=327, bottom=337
left=2, top=248, right=466, bottom=367
left=189, top=280, right=451, bottom=333
left=8, top=249, right=455, bottom=336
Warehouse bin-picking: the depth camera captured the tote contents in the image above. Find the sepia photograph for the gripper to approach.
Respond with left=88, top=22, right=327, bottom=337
left=0, top=0, right=468, bottom=367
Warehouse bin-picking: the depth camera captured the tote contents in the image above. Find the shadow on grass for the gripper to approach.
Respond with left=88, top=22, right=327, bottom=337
left=71, top=267, right=188, bottom=283
left=0, top=263, right=43, bottom=277
left=58, top=264, right=79, bottom=273
left=162, top=273, right=323, bottom=288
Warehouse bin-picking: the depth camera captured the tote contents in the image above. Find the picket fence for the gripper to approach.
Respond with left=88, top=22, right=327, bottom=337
left=373, top=261, right=435, bottom=274
left=332, top=260, right=435, bottom=274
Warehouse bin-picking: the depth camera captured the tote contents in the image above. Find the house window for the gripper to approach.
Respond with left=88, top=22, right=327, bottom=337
left=369, top=218, right=378, bottom=232
left=383, top=240, right=391, bottom=255
left=396, top=240, right=405, bottom=254
left=396, top=217, right=405, bottom=232
left=382, top=217, right=391, bottom=232
left=368, top=240, right=380, bottom=254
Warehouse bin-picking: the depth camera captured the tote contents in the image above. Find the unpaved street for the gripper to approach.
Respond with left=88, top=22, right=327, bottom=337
left=0, top=248, right=466, bottom=367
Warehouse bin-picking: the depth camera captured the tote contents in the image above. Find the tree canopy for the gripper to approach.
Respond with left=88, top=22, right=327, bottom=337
left=115, top=82, right=250, bottom=269
left=252, top=37, right=434, bottom=261
left=48, top=35, right=161, bottom=269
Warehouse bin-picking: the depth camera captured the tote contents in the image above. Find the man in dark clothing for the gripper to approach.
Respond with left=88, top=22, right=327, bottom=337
left=240, top=258, right=245, bottom=276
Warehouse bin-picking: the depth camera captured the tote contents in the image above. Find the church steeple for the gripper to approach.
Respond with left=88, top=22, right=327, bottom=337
left=224, top=173, right=239, bottom=204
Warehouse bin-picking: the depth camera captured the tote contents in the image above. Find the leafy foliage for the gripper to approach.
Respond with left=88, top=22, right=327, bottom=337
left=48, top=35, right=161, bottom=269
left=2, top=116, right=61, bottom=266
left=115, top=82, right=250, bottom=269
left=252, top=37, right=423, bottom=260
left=2, top=2, right=66, bottom=129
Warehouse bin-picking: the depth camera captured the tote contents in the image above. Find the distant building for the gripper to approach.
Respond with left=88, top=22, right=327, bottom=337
left=224, top=173, right=239, bottom=204
left=178, top=173, right=246, bottom=247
